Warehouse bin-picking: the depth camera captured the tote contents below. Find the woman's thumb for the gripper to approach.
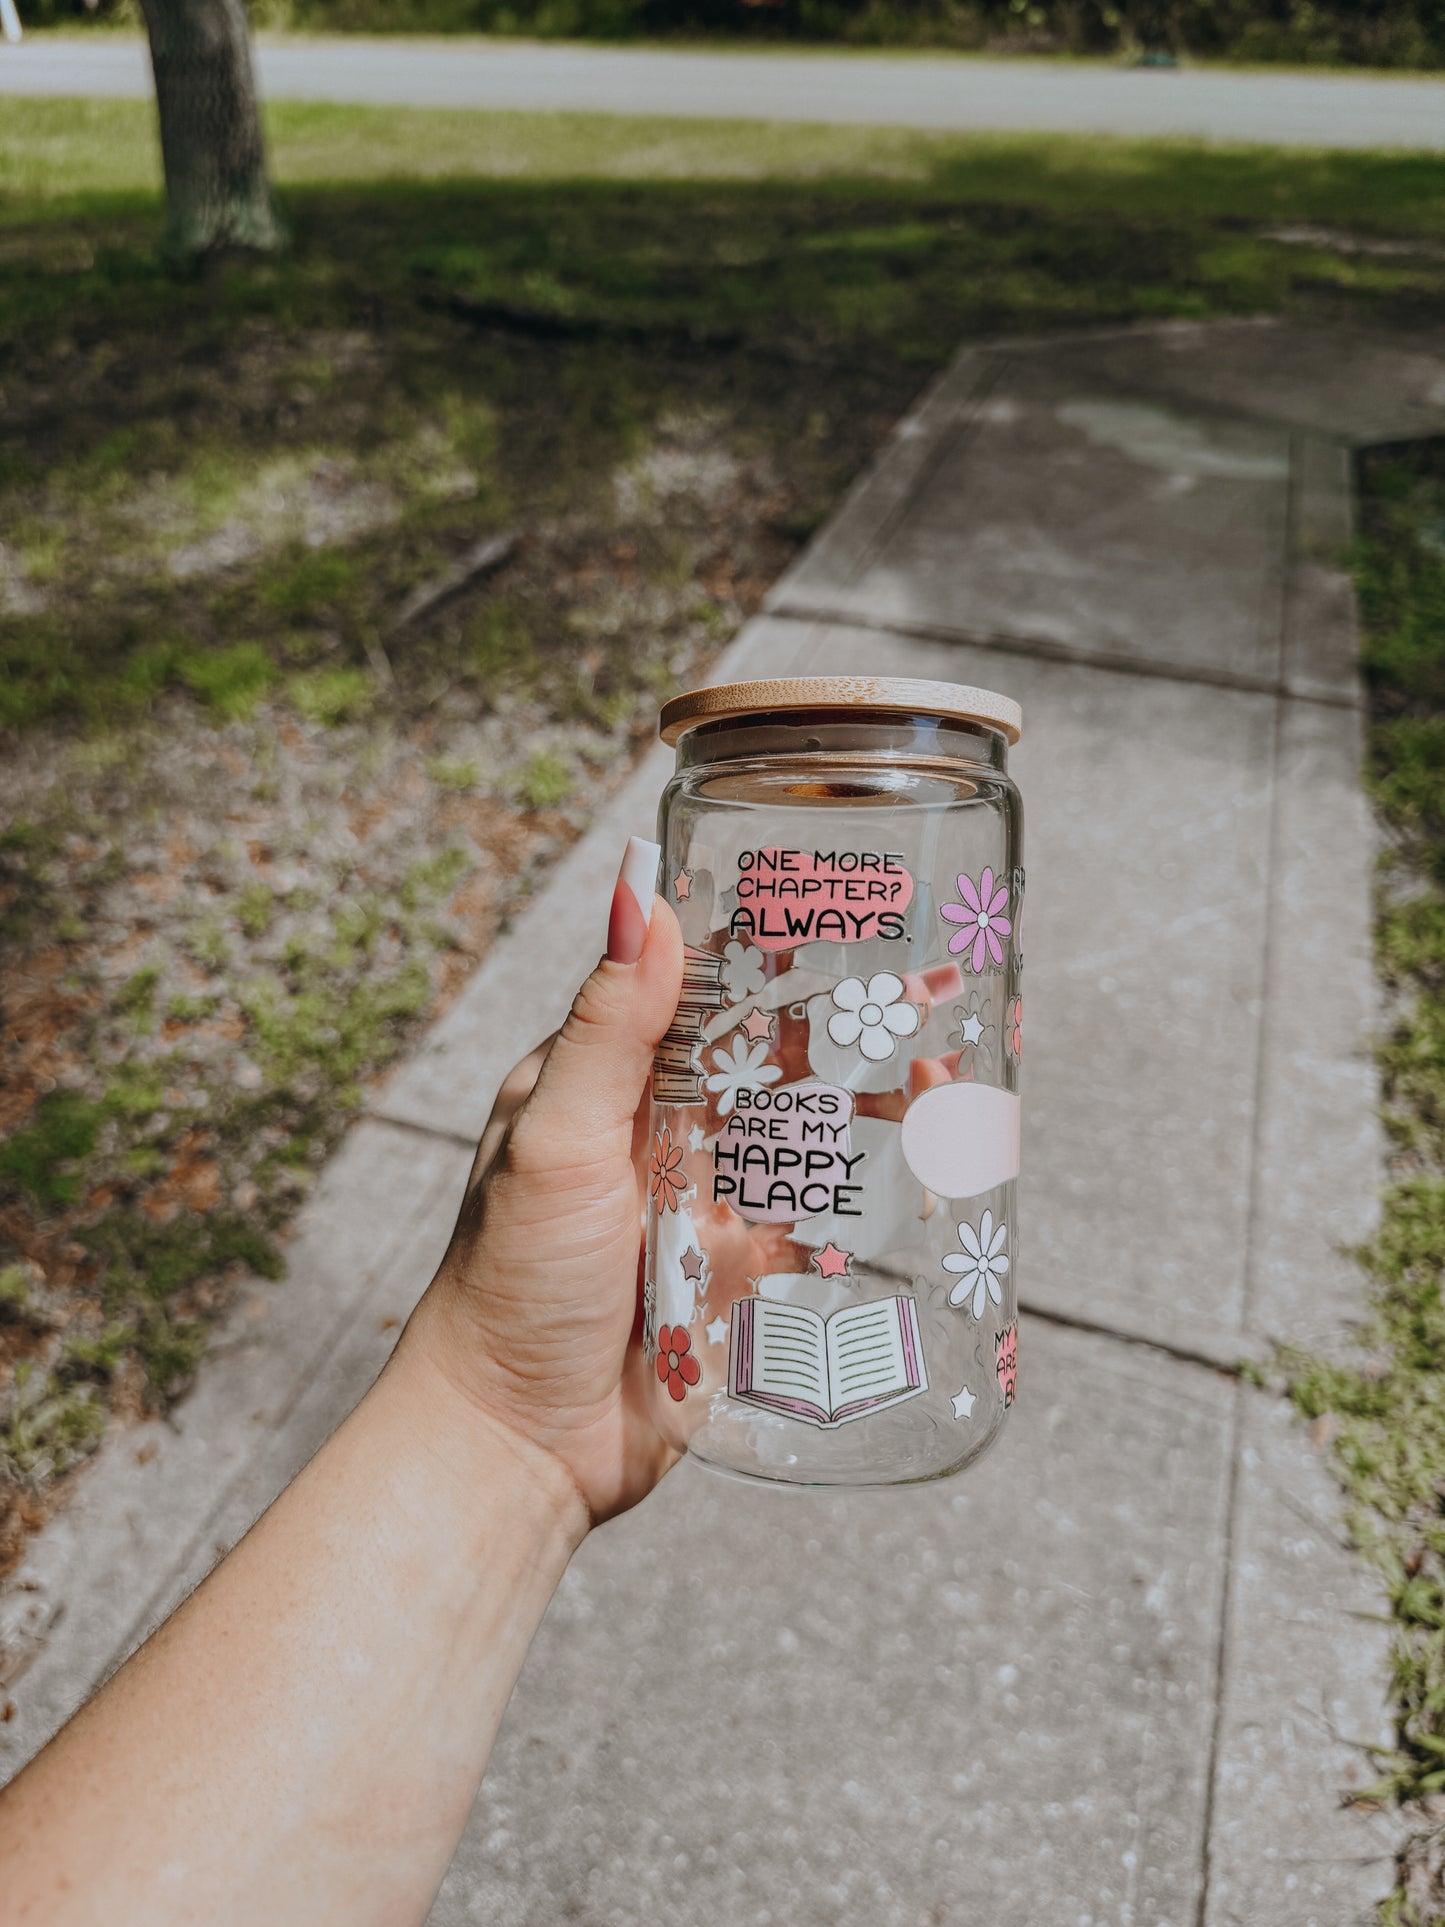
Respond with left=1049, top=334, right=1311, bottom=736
left=509, top=838, right=683, bottom=1160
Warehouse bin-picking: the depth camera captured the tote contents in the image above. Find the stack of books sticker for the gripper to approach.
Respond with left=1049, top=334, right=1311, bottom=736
left=653, top=946, right=727, bottom=1104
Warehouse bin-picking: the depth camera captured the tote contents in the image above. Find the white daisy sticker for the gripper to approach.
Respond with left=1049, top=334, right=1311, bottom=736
left=704, top=1033, right=782, bottom=1114
left=825, top=972, right=921, bottom=1062
left=943, top=1209, right=1010, bottom=1318
left=720, top=939, right=766, bottom=1004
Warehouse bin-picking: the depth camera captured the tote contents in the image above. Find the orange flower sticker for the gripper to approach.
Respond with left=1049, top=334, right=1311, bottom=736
left=656, top=1324, right=702, bottom=1402
left=649, top=1126, right=685, bottom=1213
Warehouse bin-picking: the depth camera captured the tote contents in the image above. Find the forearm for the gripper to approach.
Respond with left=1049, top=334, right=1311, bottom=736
left=0, top=1333, right=587, bottom=1927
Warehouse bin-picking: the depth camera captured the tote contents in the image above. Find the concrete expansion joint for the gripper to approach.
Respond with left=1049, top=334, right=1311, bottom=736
left=1019, top=1297, right=1247, bottom=1378
left=364, top=1108, right=479, bottom=1155
left=764, top=601, right=1365, bottom=709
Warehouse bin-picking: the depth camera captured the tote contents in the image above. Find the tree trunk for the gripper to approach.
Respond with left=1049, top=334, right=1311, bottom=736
left=139, top=0, right=282, bottom=258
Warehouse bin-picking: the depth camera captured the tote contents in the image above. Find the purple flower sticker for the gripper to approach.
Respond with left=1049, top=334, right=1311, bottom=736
left=942, top=867, right=1012, bottom=973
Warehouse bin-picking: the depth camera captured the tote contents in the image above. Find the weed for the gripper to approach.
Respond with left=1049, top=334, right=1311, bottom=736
left=425, top=755, right=481, bottom=790
left=179, top=643, right=275, bottom=722
left=59, top=1323, right=135, bottom=1380
left=398, top=845, right=472, bottom=912
left=239, top=960, right=434, bottom=1083
left=132, top=1308, right=210, bottom=1404
left=262, top=549, right=359, bottom=618
left=237, top=881, right=275, bottom=940
left=468, top=602, right=538, bottom=691
left=100, top=1068, right=168, bottom=1126
left=1, top=1380, right=107, bottom=1484
left=185, top=916, right=233, bottom=971
left=83, top=1207, right=282, bottom=1308
left=287, top=667, right=373, bottom=727
left=119, top=1143, right=166, bottom=1183
left=167, top=992, right=222, bottom=1022
left=515, top=747, right=575, bottom=809
left=0, top=1094, right=104, bottom=1210
left=115, top=965, right=160, bottom=1028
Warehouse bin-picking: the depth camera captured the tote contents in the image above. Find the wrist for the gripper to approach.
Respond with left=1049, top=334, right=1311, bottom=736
left=379, top=1323, right=593, bottom=1562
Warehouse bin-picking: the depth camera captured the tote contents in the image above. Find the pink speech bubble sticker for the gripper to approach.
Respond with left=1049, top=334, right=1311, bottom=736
left=710, top=1080, right=861, bottom=1223
left=899, top=1081, right=1021, bottom=1201
left=995, top=1320, right=1019, bottom=1408
left=730, top=848, right=915, bottom=952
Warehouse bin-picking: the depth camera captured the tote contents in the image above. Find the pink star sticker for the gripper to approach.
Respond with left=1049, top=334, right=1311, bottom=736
left=679, top=1245, right=706, bottom=1282
left=673, top=868, right=693, bottom=900
left=810, top=1243, right=852, bottom=1279
left=739, top=1007, right=774, bottom=1043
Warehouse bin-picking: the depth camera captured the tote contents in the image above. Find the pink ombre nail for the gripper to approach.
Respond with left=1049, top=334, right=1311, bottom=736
left=607, top=835, right=660, bottom=964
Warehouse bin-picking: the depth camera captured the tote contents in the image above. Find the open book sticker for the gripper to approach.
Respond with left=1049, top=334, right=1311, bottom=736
left=728, top=1294, right=927, bottom=1430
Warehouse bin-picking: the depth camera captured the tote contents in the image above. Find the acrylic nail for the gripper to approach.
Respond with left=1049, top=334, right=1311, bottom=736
left=607, top=834, right=660, bottom=964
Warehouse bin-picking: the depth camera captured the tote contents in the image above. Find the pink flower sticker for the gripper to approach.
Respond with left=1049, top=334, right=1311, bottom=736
left=649, top=1128, right=685, bottom=1214
left=941, top=867, right=1012, bottom=973
left=656, top=1324, right=702, bottom=1402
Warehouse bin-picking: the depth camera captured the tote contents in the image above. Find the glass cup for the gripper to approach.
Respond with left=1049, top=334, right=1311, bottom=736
left=643, top=676, right=1024, bottom=1488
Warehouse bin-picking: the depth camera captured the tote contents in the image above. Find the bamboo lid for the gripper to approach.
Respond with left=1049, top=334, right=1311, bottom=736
left=659, top=675, right=1022, bottom=747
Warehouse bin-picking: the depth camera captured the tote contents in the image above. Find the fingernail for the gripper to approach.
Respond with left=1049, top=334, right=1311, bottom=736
left=608, top=834, right=659, bottom=964
left=901, top=962, right=965, bottom=1007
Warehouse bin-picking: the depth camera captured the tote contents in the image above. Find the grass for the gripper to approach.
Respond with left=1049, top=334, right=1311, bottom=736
left=9, top=96, right=1445, bottom=224
left=2, top=94, right=1444, bottom=1586
left=1274, top=446, right=1445, bottom=1923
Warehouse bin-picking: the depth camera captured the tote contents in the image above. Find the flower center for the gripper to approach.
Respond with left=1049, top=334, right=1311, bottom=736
left=977, top=911, right=990, bottom=928
left=667, top=1349, right=680, bottom=1371
left=859, top=1002, right=884, bottom=1026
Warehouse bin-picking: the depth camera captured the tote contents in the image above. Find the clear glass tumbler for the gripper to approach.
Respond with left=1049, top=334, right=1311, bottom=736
left=642, top=676, right=1024, bottom=1487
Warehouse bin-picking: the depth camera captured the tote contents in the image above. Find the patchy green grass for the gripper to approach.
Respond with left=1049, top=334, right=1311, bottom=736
left=0, top=1095, right=105, bottom=1211
left=1275, top=445, right=1445, bottom=1922
left=513, top=747, right=577, bottom=809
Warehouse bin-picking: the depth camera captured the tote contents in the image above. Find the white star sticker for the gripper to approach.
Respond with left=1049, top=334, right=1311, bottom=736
left=959, top=1013, right=984, bottom=1047
left=706, top=1316, right=729, bottom=1347
left=950, top=1386, right=977, bottom=1421
left=687, top=1123, right=706, bottom=1153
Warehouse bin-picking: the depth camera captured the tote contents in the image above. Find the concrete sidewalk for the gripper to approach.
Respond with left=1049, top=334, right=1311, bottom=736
left=5, top=317, right=1445, bottom=1924
left=6, top=35, right=1445, bottom=150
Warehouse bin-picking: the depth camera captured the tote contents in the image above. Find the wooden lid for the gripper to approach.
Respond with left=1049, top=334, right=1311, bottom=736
left=659, top=675, right=1022, bottom=747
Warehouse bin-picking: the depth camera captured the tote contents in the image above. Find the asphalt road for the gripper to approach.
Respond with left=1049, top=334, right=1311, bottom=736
left=2, top=35, right=1444, bottom=148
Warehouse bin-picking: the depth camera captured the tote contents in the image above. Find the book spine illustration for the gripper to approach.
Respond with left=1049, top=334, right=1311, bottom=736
left=732, top=1294, right=753, bottom=1392
left=898, top=1295, right=924, bottom=1391
left=652, top=946, right=726, bottom=1105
